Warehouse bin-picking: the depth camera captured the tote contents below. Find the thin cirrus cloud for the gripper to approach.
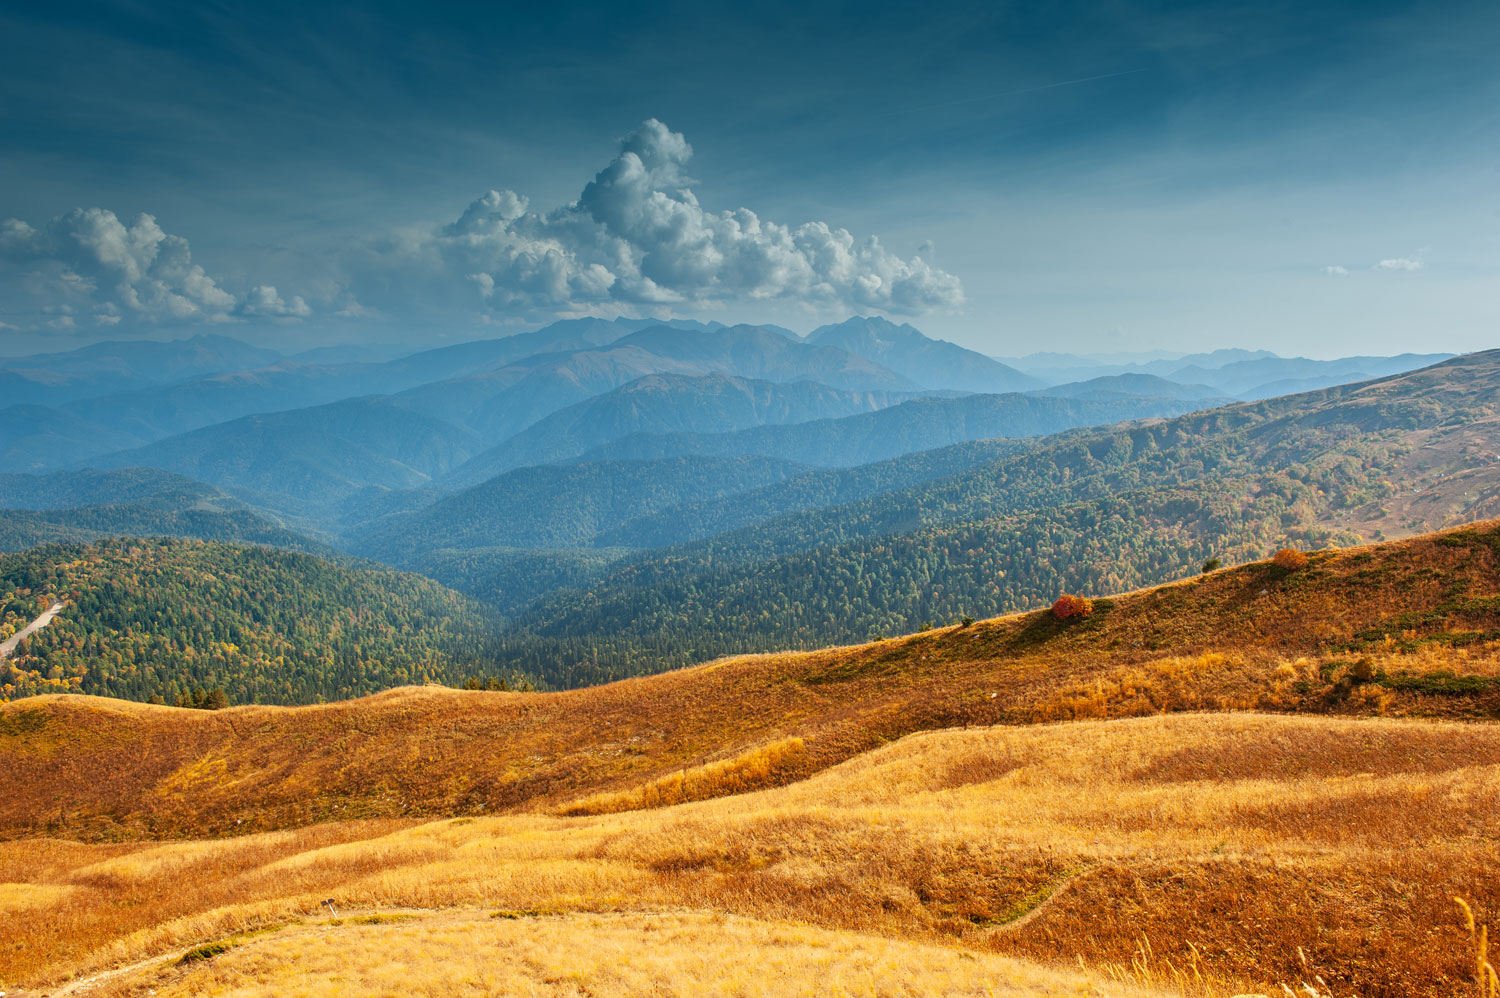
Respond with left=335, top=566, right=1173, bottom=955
left=351, top=119, right=966, bottom=320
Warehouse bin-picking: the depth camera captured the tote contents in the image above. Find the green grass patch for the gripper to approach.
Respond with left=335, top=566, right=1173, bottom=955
left=1378, top=671, right=1500, bottom=696
left=973, top=866, right=1088, bottom=927
left=178, top=941, right=232, bottom=964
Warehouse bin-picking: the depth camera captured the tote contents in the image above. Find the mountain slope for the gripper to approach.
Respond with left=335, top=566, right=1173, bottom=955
left=807, top=315, right=1040, bottom=392
left=0, top=467, right=328, bottom=553
left=443, top=373, right=921, bottom=485
left=1190, top=352, right=1455, bottom=397
left=393, top=322, right=919, bottom=443
left=0, top=403, right=154, bottom=472
left=0, top=537, right=520, bottom=705
left=0, top=505, right=330, bottom=555
left=0, top=334, right=282, bottom=406
left=613, top=322, right=918, bottom=390
left=87, top=397, right=486, bottom=514
left=594, top=439, right=1027, bottom=550
left=0, top=320, right=716, bottom=470
left=1033, top=372, right=1232, bottom=402
left=575, top=389, right=1218, bottom=468
left=355, top=455, right=810, bottom=560
left=497, top=351, right=1500, bottom=681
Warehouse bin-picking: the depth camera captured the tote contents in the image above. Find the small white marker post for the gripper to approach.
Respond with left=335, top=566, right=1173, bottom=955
left=323, top=898, right=338, bottom=918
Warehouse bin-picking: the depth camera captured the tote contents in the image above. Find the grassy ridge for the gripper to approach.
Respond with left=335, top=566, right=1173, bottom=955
left=5, top=519, right=1498, bottom=841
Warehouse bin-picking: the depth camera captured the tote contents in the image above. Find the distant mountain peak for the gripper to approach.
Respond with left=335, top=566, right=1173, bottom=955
left=806, top=316, right=1040, bottom=394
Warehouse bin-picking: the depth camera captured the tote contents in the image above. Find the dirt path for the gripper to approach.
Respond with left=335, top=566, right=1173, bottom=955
left=0, top=602, right=64, bottom=661
left=34, top=907, right=443, bottom=997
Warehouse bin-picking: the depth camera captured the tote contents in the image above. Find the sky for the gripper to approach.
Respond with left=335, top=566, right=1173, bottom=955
left=1, top=0, right=1497, bottom=359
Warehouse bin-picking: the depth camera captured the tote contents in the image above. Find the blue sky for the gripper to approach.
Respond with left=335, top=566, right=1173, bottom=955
left=2, top=0, right=1497, bottom=358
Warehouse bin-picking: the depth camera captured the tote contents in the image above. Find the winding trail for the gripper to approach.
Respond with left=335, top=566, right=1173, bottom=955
left=0, top=602, right=65, bottom=661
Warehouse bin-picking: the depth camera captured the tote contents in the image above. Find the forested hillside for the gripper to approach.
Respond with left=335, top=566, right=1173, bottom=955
left=492, top=351, right=1500, bottom=686
left=575, top=390, right=1211, bottom=467
left=0, top=539, right=522, bottom=705
left=356, top=455, right=809, bottom=561
left=0, top=506, right=329, bottom=555
left=441, top=372, right=921, bottom=486
left=0, top=468, right=329, bottom=554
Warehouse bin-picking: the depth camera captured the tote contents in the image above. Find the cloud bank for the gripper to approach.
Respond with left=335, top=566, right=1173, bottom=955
left=0, top=208, right=236, bottom=330
left=1, top=120, right=963, bottom=334
left=358, top=119, right=964, bottom=317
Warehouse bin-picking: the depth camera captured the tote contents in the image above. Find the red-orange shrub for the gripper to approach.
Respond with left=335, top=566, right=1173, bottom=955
left=1272, top=548, right=1309, bottom=571
left=1051, top=594, right=1094, bottom=620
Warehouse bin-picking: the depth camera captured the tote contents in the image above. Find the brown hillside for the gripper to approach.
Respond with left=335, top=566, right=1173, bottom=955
left=4, top=519, right=1499, bottom=841
left=9, top=713, right=1500, bottom=996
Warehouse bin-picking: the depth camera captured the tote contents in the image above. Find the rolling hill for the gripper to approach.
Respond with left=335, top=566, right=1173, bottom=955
left=0, top=537, right=520, bottom=705
left=5, top=521, right=1500, bottom=996
left=9, top=519, right=1499, bottom=832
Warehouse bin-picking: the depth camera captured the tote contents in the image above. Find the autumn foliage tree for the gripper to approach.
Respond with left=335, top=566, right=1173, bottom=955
left=1272, top=548, right=1309, bottom=571
left=1051, top=594, right=1094, bottom=621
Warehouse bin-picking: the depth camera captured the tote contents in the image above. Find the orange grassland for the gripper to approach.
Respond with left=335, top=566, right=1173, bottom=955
left=5, top=521, right=1500, bottom=996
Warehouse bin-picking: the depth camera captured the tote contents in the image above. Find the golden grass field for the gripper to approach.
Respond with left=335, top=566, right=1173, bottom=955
left=6, top=522, right=1500, bottom=996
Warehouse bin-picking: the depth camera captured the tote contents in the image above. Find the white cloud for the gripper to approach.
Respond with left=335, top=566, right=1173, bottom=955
left=1373, top=257, right=1424, bottom=272
left=355, top=119, right=964, bottom=317
left=0, top=208, right=238, bottom=329
left=1321, top=265, right=1349, bottom=276
left=2, top=121, right=964, bottom=333
left=239, top=284, right=311, bottom=318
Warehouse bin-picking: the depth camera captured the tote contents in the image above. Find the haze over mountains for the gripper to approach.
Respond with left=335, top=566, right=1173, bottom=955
left=1, top=313, right=1488, bottom=700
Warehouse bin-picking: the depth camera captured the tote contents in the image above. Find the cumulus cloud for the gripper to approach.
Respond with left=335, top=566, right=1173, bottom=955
left=359, top=119, right=964, bottom=317
left=3, top=121, right=963, bottom=332
left=0, top=208, right=238, bottom=329
left=1373, top=257, right=1424, bottom=272
left=1321, top=265, right=1349, bottom=276
left=239, top=284, right=311, bottom=318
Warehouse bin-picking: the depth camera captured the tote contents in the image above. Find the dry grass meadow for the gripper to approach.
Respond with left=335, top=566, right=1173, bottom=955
left=6, top=521, right=1500, bottom=996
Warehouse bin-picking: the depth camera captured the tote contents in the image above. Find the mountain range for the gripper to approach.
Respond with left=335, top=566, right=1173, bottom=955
left=0, top=316, right=1486, bottom=692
